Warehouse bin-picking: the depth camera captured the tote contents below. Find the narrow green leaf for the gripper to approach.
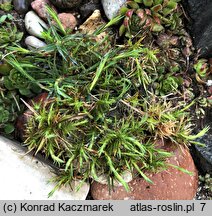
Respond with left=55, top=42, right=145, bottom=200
left=46, top=6, right=66, bottom=35
left=105, top=153, right=130, bottom=191
left=168, top=164, right=194, bottom=176
left=89, top=52, right=110, bottom=91
left=49, top=145, right=64, bottom=164
left=65, top=155, right=75, bottom=171
left=132, top=162, right=153, bottom=184
left=182, top=127, right=209, bottom=140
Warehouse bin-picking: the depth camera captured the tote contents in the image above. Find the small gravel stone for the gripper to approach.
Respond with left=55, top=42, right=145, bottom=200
left=25, top=36, right=47, bottom=50
left=31, top=0, right=57, bottom=21
left=207, top=80, right=212, bottom=87
left=58, top=13, right=77, bottom=31
left=25, top=11, right=48, bottom=38
left=49, top=0, right=82, bottom=9
left=13, top=0, right=33, bottom=14
left=101, top=0, right=127, bottom=20
left=79, top=0, right=101, bottom=20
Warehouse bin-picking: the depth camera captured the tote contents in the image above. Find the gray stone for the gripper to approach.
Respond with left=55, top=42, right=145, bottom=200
left=25, top=11, right=48, bottom=38
left=183, top=0, right=212, bottom=57
left=0, top=136, right=90, bottom=199
left=194, top=134, right=212, bottom=174
left=49, top=0, right=82, bottom=9
left=101, top=0, right=126, bottom=20
left=79, top=0, right=101, bottom=20
left=25, top=36, right=47, bottom=49
left=13, top=0, right=33, bottom=14
left=194, top=110, right=212, bottom=174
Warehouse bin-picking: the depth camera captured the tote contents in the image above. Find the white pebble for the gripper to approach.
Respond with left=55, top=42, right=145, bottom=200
left=25, top=36, right=47, bottom=50
left=206, top=80, right=212, bottom=86
left=25, top=11, right=48, bottom=38
left=101, top=0, right=127, bottom=20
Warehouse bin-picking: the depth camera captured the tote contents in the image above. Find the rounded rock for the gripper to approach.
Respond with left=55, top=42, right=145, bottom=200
left=58, top=13, right=77, bottom=31
left=101, top=0, right=127, bottom=20
left=25, top=11, right=48, bottom=38
left=79, top=0, right=101, bottom=20
left=13, top=0, right=33, bottom=14
left=49, top=0, right=82, bottom=9
left=31, top=0, right=57, bottom=21
left=16, top=92, right=49, bottom=140
left=91, top=143, right=198, bottom=200
left=25, top=36, right=47, bottom=50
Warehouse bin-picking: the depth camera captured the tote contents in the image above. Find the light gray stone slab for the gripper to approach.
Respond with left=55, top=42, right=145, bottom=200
left=0, top=136, right=90, bottom=200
